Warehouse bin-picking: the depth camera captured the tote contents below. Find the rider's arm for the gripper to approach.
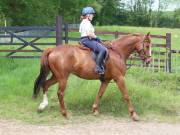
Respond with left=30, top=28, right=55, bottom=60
left=84, top=21, right=97, bottom=39
left=79, top=19, right=97, bottom=39
left=86, top=32, right=97, bottom=39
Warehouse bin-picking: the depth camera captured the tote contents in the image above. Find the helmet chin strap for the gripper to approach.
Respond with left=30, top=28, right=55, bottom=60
left=86, top=14, right=93, bottom=21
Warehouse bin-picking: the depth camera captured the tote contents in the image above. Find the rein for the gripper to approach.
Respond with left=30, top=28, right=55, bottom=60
left=126, top=55, right=135, bottom=70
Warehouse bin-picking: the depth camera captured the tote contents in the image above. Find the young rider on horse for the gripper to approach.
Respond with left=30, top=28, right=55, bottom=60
left=79, top=7, right=107, bottom=75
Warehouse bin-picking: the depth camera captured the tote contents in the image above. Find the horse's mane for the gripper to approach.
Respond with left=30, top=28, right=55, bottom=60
left=103, top=33, right=143, bottom=48
left=114, top=33, right=143, bottom=42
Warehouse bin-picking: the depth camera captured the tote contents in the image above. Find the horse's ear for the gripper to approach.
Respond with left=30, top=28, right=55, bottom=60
left=147, top=32, right=150, bottom=36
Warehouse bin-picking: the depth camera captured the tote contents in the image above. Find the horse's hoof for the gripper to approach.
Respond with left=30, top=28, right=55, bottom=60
left=93, top=110, right=99, bottom=116
left=92, top=104, right=98, bottom=111
left=32, top=94, right=37, bottom=99
left=37, top=102, right=48, bottom=113
left=131, top=113, right=140, bottom=121
left=62, top=111, right=68, bottom=118
left=37, top=108, right=43, bottom=113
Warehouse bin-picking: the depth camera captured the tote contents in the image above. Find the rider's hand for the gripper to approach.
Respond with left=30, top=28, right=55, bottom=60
left=87, top=32, right=97, bottom=39
left=96, top=37, right=102, bottom=43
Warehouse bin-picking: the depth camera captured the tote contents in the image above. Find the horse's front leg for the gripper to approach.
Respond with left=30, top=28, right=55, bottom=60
left=115, top=76, right=139, bottom=121
left=38, top=75, right=57, bottom=113
left=92, top=81, right=109, bottom=115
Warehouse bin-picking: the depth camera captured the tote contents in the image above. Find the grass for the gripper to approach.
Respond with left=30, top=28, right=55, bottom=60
left=0, top=58, right=179, bottom=124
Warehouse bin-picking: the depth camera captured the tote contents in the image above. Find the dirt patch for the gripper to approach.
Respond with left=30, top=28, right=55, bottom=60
left=0, top=119, right=180, bottom=135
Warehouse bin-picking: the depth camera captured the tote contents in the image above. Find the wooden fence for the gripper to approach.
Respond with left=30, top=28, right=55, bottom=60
left=0, top=16, right=63, bottom=58
left=0, top=16, right=176, bottom=73
left=171, top=50, right=180, bottom=73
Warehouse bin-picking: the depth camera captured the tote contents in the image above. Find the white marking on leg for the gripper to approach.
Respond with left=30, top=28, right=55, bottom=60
left=38, top=94, right=48, bottom=111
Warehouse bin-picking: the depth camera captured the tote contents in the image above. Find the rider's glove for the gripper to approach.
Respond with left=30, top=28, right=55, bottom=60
left=96, top=37, right=102, bottom=43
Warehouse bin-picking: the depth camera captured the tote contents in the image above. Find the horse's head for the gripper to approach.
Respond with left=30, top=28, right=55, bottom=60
left=135, top=32, right=152, bottom=65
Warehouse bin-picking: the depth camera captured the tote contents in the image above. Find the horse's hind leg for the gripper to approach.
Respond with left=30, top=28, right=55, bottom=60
left=57, top=77, right=68, bottom=118
left=38, top=75, right=57, bottom=112
left=92, top=81, right=109, bottom=115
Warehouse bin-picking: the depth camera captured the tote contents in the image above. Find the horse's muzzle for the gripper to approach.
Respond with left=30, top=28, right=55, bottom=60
left=145, top=57, right=152, bottom=65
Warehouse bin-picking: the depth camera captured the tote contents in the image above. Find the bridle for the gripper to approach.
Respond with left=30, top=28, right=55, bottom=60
left=137, top=38, right=151, bottom=62
left=127, top=37, right=152, bottom=70
left=126, top=38, right=152, bottom=70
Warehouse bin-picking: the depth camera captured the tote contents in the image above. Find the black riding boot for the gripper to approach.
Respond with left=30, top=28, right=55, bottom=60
left=95, top=51, right=106, bottom=74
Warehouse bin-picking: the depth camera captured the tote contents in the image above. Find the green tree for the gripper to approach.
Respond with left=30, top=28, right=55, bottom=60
left=56, top=0, right=99, bottom=23
left=98, top=0, right=122, bottom=25
left=0, top=0, right=179, bottom=28
left=0, top=5, right=5, bottom=26
left=0, top=0, right=58, bottom=26
left=120, top=0, right=154, bottom=26
left=173, top=8, right=180, bottom=27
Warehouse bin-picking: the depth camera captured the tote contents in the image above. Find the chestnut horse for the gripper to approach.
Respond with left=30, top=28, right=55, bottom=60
left=33, top=32, right=152, bottom=121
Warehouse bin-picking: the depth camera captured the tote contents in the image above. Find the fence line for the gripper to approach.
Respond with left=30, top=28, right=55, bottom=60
left=0, top=17, right=60, bottom=58
left=0, top=16, right=178, bottom=73
left=171, top=50, right=180, bottom=73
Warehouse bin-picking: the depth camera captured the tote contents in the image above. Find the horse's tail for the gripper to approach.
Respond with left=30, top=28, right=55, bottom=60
left=32, top=48, right=53, bottom=99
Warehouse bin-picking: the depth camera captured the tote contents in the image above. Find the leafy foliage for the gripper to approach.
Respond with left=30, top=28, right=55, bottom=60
left=173, top=8, right=180, bottom=28
left=0, top=0, right=179, bottom=28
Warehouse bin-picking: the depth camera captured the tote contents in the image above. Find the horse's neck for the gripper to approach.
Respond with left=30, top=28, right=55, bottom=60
left=116, top=45, right=133, bottom=60
left=112, top=36, right=140, bottom=60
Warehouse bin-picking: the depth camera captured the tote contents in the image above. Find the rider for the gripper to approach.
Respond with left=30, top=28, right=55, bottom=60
left=79, top=6, right=107, bottom=75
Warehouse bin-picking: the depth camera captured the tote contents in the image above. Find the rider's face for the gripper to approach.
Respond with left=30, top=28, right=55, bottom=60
left=87, top=14, right=94, bottom=21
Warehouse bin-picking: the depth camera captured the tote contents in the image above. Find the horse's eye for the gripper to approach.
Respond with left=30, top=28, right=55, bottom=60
left=146, top=45, right=150, bottom=49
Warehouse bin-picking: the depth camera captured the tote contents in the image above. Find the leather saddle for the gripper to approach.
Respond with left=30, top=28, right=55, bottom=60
left=78, top=41, right=109, bottom=65
left=78, top=41, right=110, bottom=81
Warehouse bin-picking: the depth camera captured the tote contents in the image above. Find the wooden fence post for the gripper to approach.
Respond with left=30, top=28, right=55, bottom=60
left=166, top=33, right=171, bottom=73
left=56, top=16, right=63, bottom=45
left=115, top=31, right=119, bottom=39
left=64, top=23, right=68, bottom=44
